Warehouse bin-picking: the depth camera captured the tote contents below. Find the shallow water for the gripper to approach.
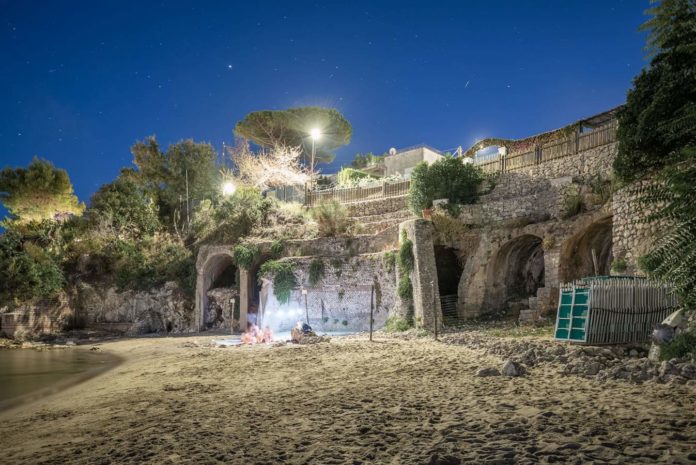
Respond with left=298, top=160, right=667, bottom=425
left=0, top=348, right=117, bottom=410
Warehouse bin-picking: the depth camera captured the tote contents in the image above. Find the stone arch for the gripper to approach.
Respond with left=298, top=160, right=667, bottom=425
left=560, top=216, right=613, bottom=282
left=484, top=234, right=545, bottom=314
left=195, top=249, right=237, bottom=331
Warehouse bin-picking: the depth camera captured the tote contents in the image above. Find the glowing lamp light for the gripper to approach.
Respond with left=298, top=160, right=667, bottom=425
left=310, top=128, right=322, bottom=141
left=222, top=181, right=236, bottom=197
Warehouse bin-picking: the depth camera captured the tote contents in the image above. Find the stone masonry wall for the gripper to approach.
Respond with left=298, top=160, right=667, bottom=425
left=612, top=182, right=664, bottom=275
left=399, top=219, right=441, bottom=329
left=346, top=195, right=408, bottom=217
left=260, top=252, right=398, bottom=333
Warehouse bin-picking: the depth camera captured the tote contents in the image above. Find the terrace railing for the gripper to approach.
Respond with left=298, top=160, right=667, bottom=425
left=472, top=119, right=618, bottom=174
left=305, top=179, right=410, bottom=207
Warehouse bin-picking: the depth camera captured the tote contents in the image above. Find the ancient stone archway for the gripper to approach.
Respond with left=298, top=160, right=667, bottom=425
left=484, top=234, right=545, bottom=315
left=560, top=216, right=613, bottom=282
left=195, top=250, right=238, bottom=331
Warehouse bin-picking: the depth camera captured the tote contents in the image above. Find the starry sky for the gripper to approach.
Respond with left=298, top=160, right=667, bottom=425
left=1, top=0, right=648, bottom=211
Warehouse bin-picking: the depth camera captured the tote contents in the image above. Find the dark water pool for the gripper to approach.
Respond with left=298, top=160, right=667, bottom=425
left=0, top=348, right=118, bottom=411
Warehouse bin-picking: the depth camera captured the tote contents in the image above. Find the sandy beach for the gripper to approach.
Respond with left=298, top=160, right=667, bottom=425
left=1, top=332, right=695, bottom=465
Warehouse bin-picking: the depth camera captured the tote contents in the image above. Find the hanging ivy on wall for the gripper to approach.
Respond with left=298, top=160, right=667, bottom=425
left=233, top=243, right=259, bottom=269
left=462, top=121, right=584, bottom=158
left=308, top=258, right=325, bottom=286
left=397, top=230, right=414, bottom=300
left=258, top=260, right=297, bottom=304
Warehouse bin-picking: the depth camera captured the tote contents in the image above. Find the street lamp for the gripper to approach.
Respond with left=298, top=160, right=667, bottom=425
left=222, top=180, right=236, bottom=197
left=310, top=128, right=321, bottom=188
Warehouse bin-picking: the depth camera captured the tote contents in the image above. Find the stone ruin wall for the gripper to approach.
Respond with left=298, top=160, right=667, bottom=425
left=261, top=253, right=399, bottom=333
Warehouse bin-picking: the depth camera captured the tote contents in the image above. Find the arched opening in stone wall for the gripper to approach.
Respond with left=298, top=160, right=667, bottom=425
left=201, top=254, right=238, bottom=331
left=434, top=245, right=464, bottom=322
left=486, top=234, right=545, bottom=317
left=560, top=216, right=613, bottom=282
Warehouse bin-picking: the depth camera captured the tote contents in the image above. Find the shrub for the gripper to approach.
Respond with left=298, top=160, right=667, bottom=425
left=561, top=187, right=585, bottom=219
left=308, top=258, right=325, bottom=286
left=611, top=258, right=627, bottom=274
left=0, top=229, right=64, bottom=302
left=270, top=239, right=285, bottom=257
left=397, top=274, right=413, bottom=300
left=398, top=232, right=414, bottom=273
left=384, top=316, right=413, bottom=332
left=660, top=331, right=696, bottom=361
left=192, top=187, right=272, bottom=244
left=311, top=200, right=353, bottom=237
left=397, top=231, right=415, bottom=301
left=408, top=156, right=484, bottom=216
left=258, top=260, right=297, bottom=304
left=336, top=168, right=377, bottom=187
left=432, top=212, right=469, bottom=243
left=233, top=243, right=259, bottom=269
left=89, top=178, right=160, bottom=237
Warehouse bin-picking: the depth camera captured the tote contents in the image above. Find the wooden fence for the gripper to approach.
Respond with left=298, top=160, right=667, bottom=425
left=305, top=179, right=410, bottom=207
left=555, top=276, right=678, bottom=345
left=473, top=119, right=618, bottom=174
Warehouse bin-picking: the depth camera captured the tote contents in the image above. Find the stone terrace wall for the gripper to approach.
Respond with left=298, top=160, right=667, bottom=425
left=261, top=252, right=398, bottom=333
left=345, top=195, right=408, bottom=217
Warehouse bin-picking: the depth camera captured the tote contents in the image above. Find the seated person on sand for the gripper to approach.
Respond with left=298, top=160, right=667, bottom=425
left=256, top=326, right=273, bottom=344
left=290, top=321, right=315, bottom=343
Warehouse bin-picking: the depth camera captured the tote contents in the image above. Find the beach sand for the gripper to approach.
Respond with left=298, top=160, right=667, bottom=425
left=1, top=332, right=695, bottom=464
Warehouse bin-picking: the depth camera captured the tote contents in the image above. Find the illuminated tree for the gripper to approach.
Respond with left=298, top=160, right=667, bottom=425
left=227, top=140, right=309, bottom=190
left=0, top=157, right=84, bottom=223
left=234, top=106, right=352, bottom=165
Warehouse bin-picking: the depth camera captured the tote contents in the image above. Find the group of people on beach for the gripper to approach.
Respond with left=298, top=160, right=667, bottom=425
left=241, top=323, right=274, bottom=344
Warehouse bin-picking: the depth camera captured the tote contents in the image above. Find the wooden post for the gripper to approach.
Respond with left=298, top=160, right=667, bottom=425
left=591, top=248, right=599, bottom=276
left=369, top=285, right=374, bottom=342
left=432, top=281, right=438, bottom=341
left=303, top=288, right=309, bottom=325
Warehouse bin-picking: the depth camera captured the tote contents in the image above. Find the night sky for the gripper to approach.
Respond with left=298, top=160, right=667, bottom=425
left=1, top=0, right=648, bottom=211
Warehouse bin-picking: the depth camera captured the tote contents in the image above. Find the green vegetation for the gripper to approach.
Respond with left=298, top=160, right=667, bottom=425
left=234, top=107, right=352, bottom=165
left=383, top=251, right=396, bottom=273
left=560, top=186, right=585, bottom=219
left=89, top=178, right=160, bottom=237
left=192, top=187, right=273, bottom=244
left=0, top=229, right=64, bottom=302
left=408, top=156, right=484, bottom=216
left=336, top=167, right=377, bottom=187
left=310, top=200, right=354, bottom=237
left=397, top=231, right=414, bottom=300
left=126, top=137, right=220, bottom=232
left=613, top=0, right=696, bottom=183
left=308, top=258, right=325, bottom=286
left=350, top=152, right=384, bottom=169
left=233, top=243, right=259, bottom=269
left=613, top=1, right=696, bottom=310
left=611, top=258, right=628, bottom=274
left=258, top=260, right=297, bottom=304
left=660, top=331, right=696, bottom=361
left=270, top=239, right=285, bottom=257
left=0, top=157, right=84, bottom=223
left=383, top=316, right=413, bottom=332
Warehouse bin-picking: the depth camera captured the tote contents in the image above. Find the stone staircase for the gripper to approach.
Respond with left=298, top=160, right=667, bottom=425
left=352, top=209, right=416, bottom=235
